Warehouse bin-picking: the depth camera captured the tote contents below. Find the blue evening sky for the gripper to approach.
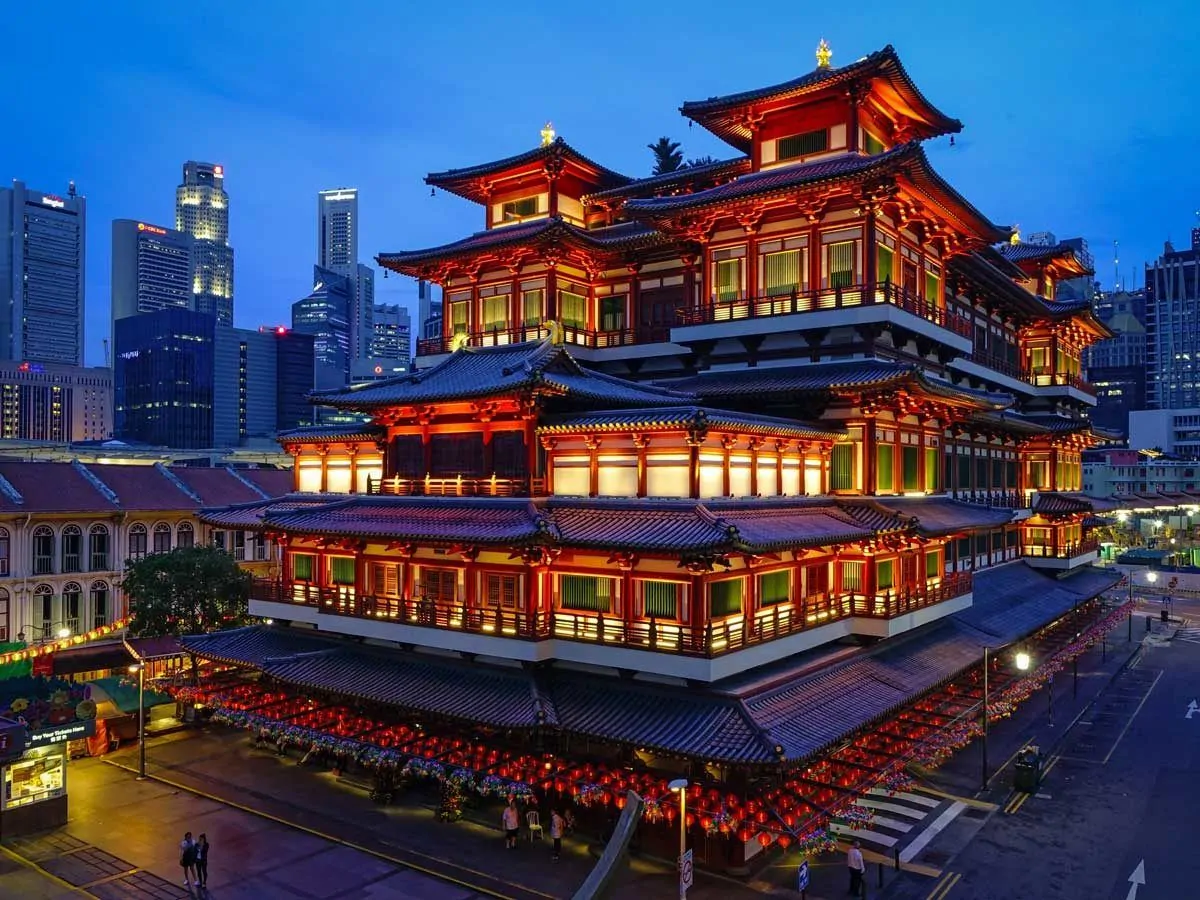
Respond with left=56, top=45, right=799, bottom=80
left=3, top=1, right=1197, bottom=366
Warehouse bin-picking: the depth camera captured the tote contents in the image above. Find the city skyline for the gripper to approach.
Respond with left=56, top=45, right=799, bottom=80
left=3, top=1, right=1198, bottom=366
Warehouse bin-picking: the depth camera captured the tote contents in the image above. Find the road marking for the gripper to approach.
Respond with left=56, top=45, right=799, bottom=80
left=1103, top=670, right=1164, bottom=765
left=1186, top=699, right=1198, bottom=719
left=0, top=844, right=98, bottom=897
left=927, top=870, right=961, bottom=900
left=1126, top=859, right=1146, bottom=900
left=866, top=788, right=941, bottom=808
left=1042, top=754, right=1062, bottom=777
left=899, top=801, right=966, bottom=864
left=855, top=798, right=929, bottom=819
left=1004, top=792, right=1032, bottom=815
left=828, top=823, right=898, bottom=846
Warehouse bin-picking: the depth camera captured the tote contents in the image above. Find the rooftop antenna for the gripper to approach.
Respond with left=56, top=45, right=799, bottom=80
left=1113, top=239, right=1119, bottom=292
left=102, top=338, right=109, bottom=367
left=68, top=180, right=76, bottom=198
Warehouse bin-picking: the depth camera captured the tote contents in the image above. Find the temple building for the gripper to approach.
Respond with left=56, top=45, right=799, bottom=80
left=189, top=43, right=1124, bottom=866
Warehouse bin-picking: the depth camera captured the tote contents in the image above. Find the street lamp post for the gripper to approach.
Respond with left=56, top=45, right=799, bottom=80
left=981, top=646, right=989, bottom=791
left=129, top=664, right=146, bottom=780
left=669, top=778, right=688, bottom=900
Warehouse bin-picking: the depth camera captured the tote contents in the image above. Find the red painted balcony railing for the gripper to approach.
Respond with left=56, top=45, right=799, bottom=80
left=416, top=322, right=655, bottom=356
left=1024, top=537, right=1100, bottom=559
left=250, top=572, right=973, bottom=659
left=675, top=281, right=974, bottom=339
left=1030, top=371, right=1097, bottom=396
left=365, top=475, right=545, bottom=497
left=951, top=490, right=1031, bottom=509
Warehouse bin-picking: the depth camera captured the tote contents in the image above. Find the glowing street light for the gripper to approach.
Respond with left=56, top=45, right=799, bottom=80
left=1015, top=650, right=1032, bottom=671
left=55, top=627, right=70, bottom=640
left=1147, top=571, right=1159, bottom=584
left=128, top=663, right=147, bottom=779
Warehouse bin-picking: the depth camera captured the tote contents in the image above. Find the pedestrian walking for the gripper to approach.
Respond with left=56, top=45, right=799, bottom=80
left=194, top=834, right=210, bottom=888
left=179, top=831, right=197, bottom=888
left=847, top=839, right=866, bottom=896
left=550, top=809, right=565, bottom=861
left=502, top=798, right=520, bottom=849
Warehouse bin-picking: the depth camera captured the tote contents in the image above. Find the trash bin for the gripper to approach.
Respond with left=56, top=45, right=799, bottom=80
left=1162, top=608, right=1170, bottom=623
left=1013, top=746, right=1042, bottom=792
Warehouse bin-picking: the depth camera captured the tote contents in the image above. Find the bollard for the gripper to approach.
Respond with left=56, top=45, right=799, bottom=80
left=894, top=846, right=901, bottom=871
left=1147, top=615, right=1153, bottom=633
left=878, top=861, right=884, bottom=888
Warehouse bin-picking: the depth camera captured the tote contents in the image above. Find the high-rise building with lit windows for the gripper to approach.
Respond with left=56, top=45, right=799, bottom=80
left=0, top=180, right=86, bottom=366
left=111, top=219, right=194, bottom=327
left=317, top=188, right=373, bottom=360
left=176, top=161, right=234, bottom=324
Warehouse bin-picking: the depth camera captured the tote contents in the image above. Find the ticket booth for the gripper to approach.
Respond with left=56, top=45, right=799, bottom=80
left=0, top=719, right=93, bottom=839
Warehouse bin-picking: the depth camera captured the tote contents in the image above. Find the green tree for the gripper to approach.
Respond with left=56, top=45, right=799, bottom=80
left=123, top=545, right=252, bottom=638
left=648, top=137, right=683, bottom=175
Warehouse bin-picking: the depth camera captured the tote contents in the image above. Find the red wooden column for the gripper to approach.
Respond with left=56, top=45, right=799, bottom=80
left=288, top=448, right=300, bottom=491
left=634, top=435, right=648, bottom=497
left=862, top=416, right=877, bottom=495
left=820, top=447, right=831, bottom=495
left=748, top=439, right=760, bottom=496
left=690, top=574, right=708, bottom=653
left=509, top=272, right=521, bottom=334
left=586, top=436, right=601, bottom=498
left=545, top=264, right=559, bottom=321
left=687, top=432, right=702, bottom=499
left=864, top=204, right=878, bottom=291
left=470, top=278, right=481, bottom=337
left=421, top=427, right=432, bottom=481
left=463, top=550, right=478, bottom=612
left=540, top=436, right=556, bottom=495
left=617, top=555, right=636, bottom=643
left=722, top=436, right=735, bottom=497
left=847, top=84, right=863, bottom=153
left=319, top=446, right=330, bottom=493
left=808, top=219, right=822, bottom=290
left=627, top=263, right=642, bottom=339
left=348, top=446, right=359, bottom=494
left=1049, top=450, right=1059, bottom=492
left=481, top=423, right=495, bottom=481
left=355, top=548, right=368, bottom=611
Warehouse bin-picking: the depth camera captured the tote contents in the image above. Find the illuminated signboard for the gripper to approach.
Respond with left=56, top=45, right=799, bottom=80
left=26, top=720, right=94, bottom=750
left=118, top=350, right=139, bottom=360
left=17, top=362, right=46, bottom=374
left=40, top=196, right=66, bottom=209
left=137, top=222, right=168, bottom=235
left=213, top=165, right=224, bottom=177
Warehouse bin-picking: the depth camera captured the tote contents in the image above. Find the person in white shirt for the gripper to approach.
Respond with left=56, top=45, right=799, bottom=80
left=179, top=831, right=197, bottom=887
left=502, top=799, right=520, bottom=849
left=847, top=840, right=866, bottom=896
left=550, top=810, right=565, bottom=861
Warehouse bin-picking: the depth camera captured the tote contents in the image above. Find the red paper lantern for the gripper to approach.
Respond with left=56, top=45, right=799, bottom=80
left=755, top=810, right=768, bottom=825
left=758, top=832, right=773, bottom=847
left=737, top=827, right=752, bottom=843
left=686, top=813, right=696, bottom=828
left=615, top=795, right=626, bottom=809
left=701, top=816, right=713, bottom=831
left=783, top=813, right=796, bottom=828
left=777, top=835, right=792, bottom=849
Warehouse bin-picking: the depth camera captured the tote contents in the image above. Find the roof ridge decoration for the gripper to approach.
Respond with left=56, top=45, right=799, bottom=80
left=72, top=460, right=120, bottom=507
left=680, top=44, right=962, bottom=152
left=154, top=462, right=204, bottom=504
left=225, top=465, right=272, bottom=500
left=0, top=472, right=23, bottom=505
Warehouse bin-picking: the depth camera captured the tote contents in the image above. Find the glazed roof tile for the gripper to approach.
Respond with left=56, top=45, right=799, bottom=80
left=549, top=677, right=775, bottom=763
left=997, top=242, right=1093, bottom=275
left=581, top=156, right=753, bottom=204
left=377, top=218, right=667, bottom=272
left=859, top=497, right=1015, bottom=535
left=277, top=424, right=385, bottom=444
left=680, top=45, right=962, bottom=152
left=424, top=137, right=631, bottom=201
left=624, top=145, right=914, bottom=216
left=181, top=625, right=341, bottom=667
left=236, top=469, right=295, bottom=497
left=83, top=464, right=197, bottom=511
left=543, top=501, right=732, bottom=553
left=198, top=493, right=339, bottom=529
left=1032, top=492, right=1094, bottom=515
left=263, top=648, right=552, bottom=729
left=311, top=339, right=687, bottom=409
left=949, top=252, right=1096, bottom=322
left=168, top=467, right=270, bottom=507
left=0, top=461, right=112, bottom=512
left=537, top=406, right=844, bottom=441
left=659, top=360, right=1012, bottom=409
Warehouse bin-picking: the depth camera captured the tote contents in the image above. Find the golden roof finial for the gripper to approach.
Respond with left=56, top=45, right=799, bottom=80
left=1009, top=227, right=1021, bottom=246
left=540, top=121, right=556, bottom=147
left=816, top=39, right=833, bottom=69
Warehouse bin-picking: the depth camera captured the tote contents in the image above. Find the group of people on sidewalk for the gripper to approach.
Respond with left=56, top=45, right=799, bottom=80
left=501, top=798, right=572, bottom=861
left=178, top=831, right=211, bottom=890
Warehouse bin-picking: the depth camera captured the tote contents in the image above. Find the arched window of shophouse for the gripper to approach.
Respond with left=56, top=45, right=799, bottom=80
left=61, top=583, right=82, bottom=634
left=33, top=583, right=54, bottom=634
left=0, top=527, right=9, bottom=577
left=61, top=525, right=83, bottom=573
left=32, top=525, right=55, bottom=575
left=176, top=522, right=194, bottom=549
left=89, top=524, right=110, bottom=571
left=90, top=581, right=110, bottom=630
left=128, top=524, right=148, bottom=561
left=0, top=587, right=9, bottom=641
left=153, top=523, right=172, bottom=554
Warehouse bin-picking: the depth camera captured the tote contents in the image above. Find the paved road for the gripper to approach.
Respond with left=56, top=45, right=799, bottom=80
left=894, top=613, right=1200, bottom=900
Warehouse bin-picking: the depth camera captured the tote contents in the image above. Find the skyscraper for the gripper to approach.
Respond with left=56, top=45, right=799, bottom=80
left=176, top=161, right=234, bottom=324
left=371, top=302, right=411, bottom=364
left=291, top=265, right=352, bottom=391
left=111, top=219, right=194, bottom=327
left=1145, top=230, right=1200, bottom=409
left=0, top=180, right=86, bottom=365
left=317, top=188, right=373, bottom=359
left=418, top=278, right=442, bottom=340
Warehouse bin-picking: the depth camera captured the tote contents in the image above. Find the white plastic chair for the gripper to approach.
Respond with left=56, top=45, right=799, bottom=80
left=527, top=810, right=543, bottom=841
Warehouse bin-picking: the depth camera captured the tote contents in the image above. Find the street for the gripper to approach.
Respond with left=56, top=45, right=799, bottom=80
left=891, top=600, right=1200, bottom=900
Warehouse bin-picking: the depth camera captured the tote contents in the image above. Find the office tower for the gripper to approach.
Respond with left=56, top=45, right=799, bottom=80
left=176, top=161, right=234, bottom=324
left=316, top=188, right=374, bottom=359
left=1056, top=237, right=1096, bottom=302
left=371, top=302, right=411, bottom=364
left=291, top=266, right=352, bottom=391
left=1084, top=289, right=1147, bottom=434
left=114, top=309, right=314, bottom=448
left=418, top=278, right=442, bottom=340
left=1145, top=231, right=1200, bottom=409
left=0, top=361, right=112, bottom=441
left=0, top=180, right=86, bottom=365
left=111, top=220, right=194, bottom=327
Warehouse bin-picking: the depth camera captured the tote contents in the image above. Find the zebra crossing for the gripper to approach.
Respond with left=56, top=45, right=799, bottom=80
left=828, top=787, right=971, bottom=863
left=1173, top=625, right=1200, bottom=644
